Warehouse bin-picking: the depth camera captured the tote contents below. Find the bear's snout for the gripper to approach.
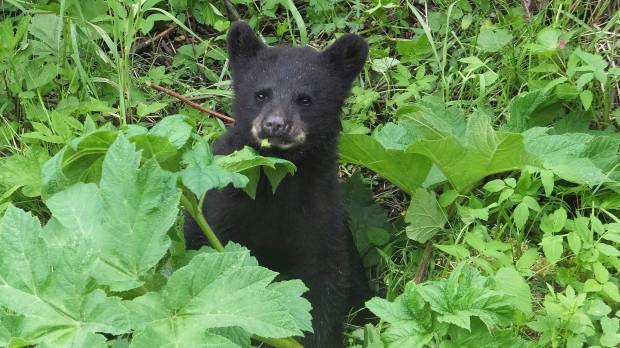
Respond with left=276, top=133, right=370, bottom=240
left=261, top=113, right=291, bottom=137
left=251, top=109, right=306, bottom=150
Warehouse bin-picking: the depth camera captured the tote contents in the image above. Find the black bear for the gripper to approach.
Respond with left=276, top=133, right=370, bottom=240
left=185, top=21, right=369, bottom=347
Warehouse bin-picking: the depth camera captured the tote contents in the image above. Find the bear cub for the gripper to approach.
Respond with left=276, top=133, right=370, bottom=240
left=184, top=21, right=369, bottom=347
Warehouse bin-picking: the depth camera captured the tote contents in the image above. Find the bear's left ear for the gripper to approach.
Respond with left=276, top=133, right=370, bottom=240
left=320, top=34, right=368, bottom=83
left=227, top=21, right=266, bottom=72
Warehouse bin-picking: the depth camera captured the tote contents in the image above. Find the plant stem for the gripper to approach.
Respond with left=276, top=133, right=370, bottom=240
left=180, top=194, right=224, bottom=252
left=257, top=336, right=304, bottom=348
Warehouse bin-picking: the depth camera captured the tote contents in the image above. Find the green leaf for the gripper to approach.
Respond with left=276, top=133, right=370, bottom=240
left=0, top=206, right=131, bottom=346
left=513, top=203, right=529, bottom=231
left=476, top=27, right=512, bottom=52
left=600, top=317, right=620, bottom=347
left=409, top=111, right=538, bottom=192
left=579, top=90, right=593, bottom=110
left=46, top=135, right=181, bottom=292
left=494, top=268, right=532, bottom=316
left=524, top=129, right=612, bottom=187
left=127, top=245, right=311, bottom=345
left=596, top=243, right=620, bottom=257
left=505, top=90, right=549, bottom=132
left=340, top=133, right=432, bottom=194
left=343, top=174, right=393, bottom=265
left=0, top=148, right=49, bottom=197
left=540, top=235, right=563, bottom=264
left=136, top=102, right=168, bottom=118
left=483, top=179, right=506, bottom=193
left=213, top=146, right=296, bottom=198
left=405, top=188, right=447, bottom=242
left=180, top=140, right=248, bottom=198
left=418, top=264, right=514, bottom=331
left=540, top=208, right=567, bottom=234
left=149, top=114, right=192, bottom=148
left=540, top=169, right=554, bottom=196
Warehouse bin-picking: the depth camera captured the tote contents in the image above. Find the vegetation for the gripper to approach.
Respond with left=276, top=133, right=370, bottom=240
left=0, top=0, right=619, bottom=347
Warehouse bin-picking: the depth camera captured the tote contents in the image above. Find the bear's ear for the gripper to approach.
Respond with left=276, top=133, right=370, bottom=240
left=227, top=21, right=265, bottom=70
left=320, top=34, right=368, bottom=83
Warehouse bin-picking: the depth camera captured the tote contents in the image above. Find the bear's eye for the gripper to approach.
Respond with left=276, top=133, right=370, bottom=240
left=297, top=95, right=312, bottom=106
left=255, top=91, right=269, bottom=102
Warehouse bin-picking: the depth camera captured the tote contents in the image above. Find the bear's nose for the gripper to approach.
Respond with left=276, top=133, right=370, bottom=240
left=261, top=114, right=290, bottom=137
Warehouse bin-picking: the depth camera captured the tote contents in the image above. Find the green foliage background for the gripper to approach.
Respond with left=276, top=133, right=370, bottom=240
left=0, top=0, right=619, bottom=347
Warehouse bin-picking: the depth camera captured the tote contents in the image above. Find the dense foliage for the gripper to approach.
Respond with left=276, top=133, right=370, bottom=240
left=0, top=0, right=619, bottom=347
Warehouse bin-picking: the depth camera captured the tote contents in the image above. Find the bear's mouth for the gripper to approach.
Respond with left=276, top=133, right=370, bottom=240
left=250, top=121, right=306, bottom=150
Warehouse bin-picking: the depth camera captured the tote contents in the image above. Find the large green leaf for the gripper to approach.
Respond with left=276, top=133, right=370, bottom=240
left=409, top=111, right=539, bottom=192
left=0, top=206, right=130, bottom=347
left=339, top=133, right=432, bottom=194
left=45, top=134, right=181, bottom=292
left=523, top=128, right=618, bottom=187
left=417, top=264, right=514, bottom=331
left=127, top=244, right=312, bottom=347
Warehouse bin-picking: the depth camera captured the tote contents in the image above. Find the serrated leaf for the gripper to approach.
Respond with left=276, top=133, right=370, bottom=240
left=0, top=206, right=130, bottom=346
left=540, top=235, right=563, bottom=264
left=180, top=140, right=248, bottom=198
left=540, top=208, right=567, bottom=234
left=408, top=111, right=538, bottom=192
left=513, top=203, right=529, bottom=231
left=127, top=245, right=311, bottom=344
left=418, top=264, right=514, bottom=332
left=494, top=268, right=532, bottom=316
left=540, top=169, right=554, bottom=196
left=149, top=114, right=192, bottom=148
left=45, top=135, right=181, bottom=292
left=405, top=188, right=446, bottom=242
left=213, top=147, right=296, bottom=198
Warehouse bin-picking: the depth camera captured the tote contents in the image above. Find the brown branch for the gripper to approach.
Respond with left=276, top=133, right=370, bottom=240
left=132, top=24, right=177, bottom=54
left=414, top=242, right=433, bottom=284
left=145, top=81, right=235, bottom=124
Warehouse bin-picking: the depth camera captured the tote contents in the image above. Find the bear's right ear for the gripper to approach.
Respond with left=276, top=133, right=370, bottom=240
left=227, top=21, right=265, bottom=70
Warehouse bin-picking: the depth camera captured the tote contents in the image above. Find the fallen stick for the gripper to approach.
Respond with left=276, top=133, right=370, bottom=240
left=133, top=24, right=177, bottom=54
left=145, top=81, right=236, bottom=124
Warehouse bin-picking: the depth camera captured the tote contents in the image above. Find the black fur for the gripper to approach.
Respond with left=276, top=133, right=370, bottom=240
left=185, top=21, right=369, bottom=347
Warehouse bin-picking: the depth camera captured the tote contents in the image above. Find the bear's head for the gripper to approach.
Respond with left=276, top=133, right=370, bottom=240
left=226, top=21, right=368, bottom=158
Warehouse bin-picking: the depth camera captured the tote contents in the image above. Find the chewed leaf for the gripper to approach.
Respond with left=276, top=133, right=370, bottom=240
left=213, top=146, right=296, bottom=196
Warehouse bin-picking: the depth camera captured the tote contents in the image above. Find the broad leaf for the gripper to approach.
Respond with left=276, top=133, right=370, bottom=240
left=405, top=188, right=446, bottom=242
left=0, top=206, right=130, bottom=346
left=180, top=139, right=248, bottom=198
left=213, top=146, right=296, bottom=198
left=409, top=111, right=538, bottom=192
left=339, top=133, right=431, bottom=194
left=46, top=134, right=181, bottom=292
left=127, top=244, right=312, bottom=346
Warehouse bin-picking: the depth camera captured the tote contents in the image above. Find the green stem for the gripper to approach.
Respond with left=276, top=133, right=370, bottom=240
left=179, top=193, right=305, bottom=347
left=256, top=336, right=304, bottom=348
left=180, top=194, right=224, bottom=252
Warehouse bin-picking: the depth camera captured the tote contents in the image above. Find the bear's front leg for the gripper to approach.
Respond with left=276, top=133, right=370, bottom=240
left=284, top=241, right=351, bottom=348
left=301, top=273, right=349, bottom=348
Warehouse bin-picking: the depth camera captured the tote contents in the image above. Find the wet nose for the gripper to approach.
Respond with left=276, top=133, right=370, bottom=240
left=261, top=114, right=290, bottom=137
